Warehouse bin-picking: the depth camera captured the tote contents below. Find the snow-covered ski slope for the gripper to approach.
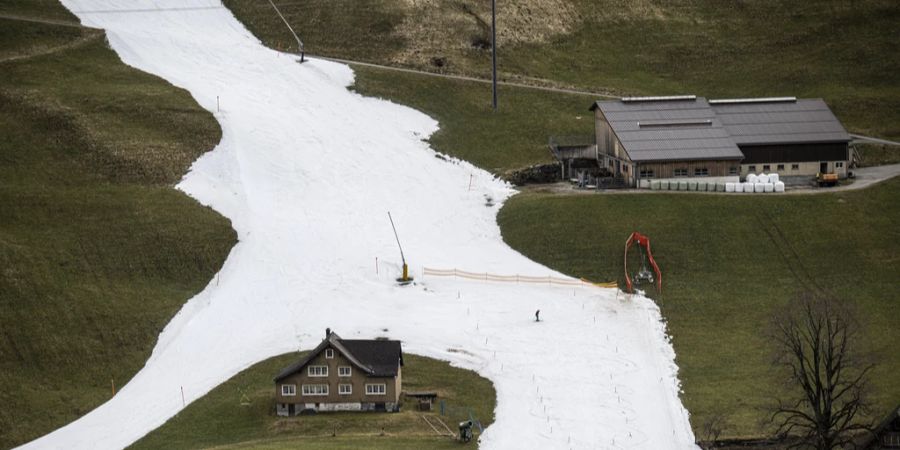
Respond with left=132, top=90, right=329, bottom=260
left=26, top=1, right=696, bottom=448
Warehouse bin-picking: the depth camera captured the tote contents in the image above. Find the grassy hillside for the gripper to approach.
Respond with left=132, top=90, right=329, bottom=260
left=0, top=6, right=235, bottom=448
left=131, top=353, right=495, bottom=449
left=498, top=179, right=900, bottom=438
left=225, top=0, right=900, bottom=142
left=351, top=67, right=593, bottom=174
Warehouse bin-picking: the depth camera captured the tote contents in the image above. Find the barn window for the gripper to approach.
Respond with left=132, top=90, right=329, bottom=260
left=302, top=384, right=329, bottom=396
left=281, top=384, right=296, bottom=396
left=694, top=167, right=709, bottom=176
left=777, top=164, right=785, bottom=171
left=763, top=165, right=771, bottom=171
left=792, top=164, right=799, bottom=170
left=639, top=169, right=655, bottom=178
left=729, top=166, right=739, bottom=175
left=325, top=349, right=334, bottom=359
left=308, top=366, right=328, bottom=377
left=338, top=366, right=352, bottom=377
left=339, top=384, right=352, bottom=395
left=748, top=165, right=757, bottom=172
left=836, top=162, right=844, bottom=168
left=674, top=168, right=688, bottom=177
left=366, top=384, right=386, bottom=395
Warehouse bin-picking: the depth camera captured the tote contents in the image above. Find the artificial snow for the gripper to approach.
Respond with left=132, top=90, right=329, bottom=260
left=22, top=1, right=697, bottom=448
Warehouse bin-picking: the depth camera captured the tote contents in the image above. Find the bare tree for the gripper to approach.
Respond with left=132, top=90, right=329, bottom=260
left=770, top=292, right=874, bottom=449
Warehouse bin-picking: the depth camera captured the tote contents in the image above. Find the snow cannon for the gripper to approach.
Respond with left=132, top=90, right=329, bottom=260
left=624, top=232, right=662, bottom=294
left=388, top=212, right=414, bottom=285
left=459, top=420, right=473, bottom=443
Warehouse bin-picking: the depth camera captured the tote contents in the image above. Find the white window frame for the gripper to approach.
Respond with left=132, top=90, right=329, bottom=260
left=308, top=365, right=328, bottom=377
left=729, top=166, right=739, bottom=175
left=338, top=366, right=352, bottom=377
left=673, top=168, right=688, bottom=177
left=325, top=349, right=334, bottom=359
left=302, top=384, right=329, bottom=396
left=339, top=384, right=352, bottom=395
left=281, top=384, right=296, bottom=396
left=639, top=169, right=654, bottom=179
left=365, top=383, right=386, bottom=395
left=694, top=167, right=709, bottom=177
left=836, top=161, right=844, bottom=168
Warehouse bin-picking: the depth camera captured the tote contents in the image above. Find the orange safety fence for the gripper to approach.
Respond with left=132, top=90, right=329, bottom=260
left=423, top=267, right=618, bottom=289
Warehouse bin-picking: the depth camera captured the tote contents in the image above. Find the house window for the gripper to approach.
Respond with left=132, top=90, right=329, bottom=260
left=325, top=349, right=334, bottom=359
left=338, top=366, right=352, bottom=377
left=763, top=164, right=771, bottom=171
left=366, top=384, right=386, bottom=395
left=792, top=164, right=799, bottom=170
left=777, top=164, right=785, bottom=171
left=302, top=384, right=328, bottom=396
left=729, top=166, right=739, bottom=175
left=639, top=169, right=655, bottom=178
left=281, top=384, right=296, bottom=396
left=694, top=167, right=709, bottom=176
left=748, top=165, right=757, bottom=172
left=623, top=165, right=629, bottom=173
left=674, top=168, right=688, bottom=177
left=308, top=365, right=328, bottom=377
left=836, top=161, right=844, bottom=168
left=339, top=384, right=352, bottom=395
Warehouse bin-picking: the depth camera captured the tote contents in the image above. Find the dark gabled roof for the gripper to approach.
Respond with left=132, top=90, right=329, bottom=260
left=274, top=332, right=403, bottom=382
left=709, top=98, right=851, bottom=145
left=589, top=96, right=849, bottom=163
left=591, top=97, right=744, bottom=163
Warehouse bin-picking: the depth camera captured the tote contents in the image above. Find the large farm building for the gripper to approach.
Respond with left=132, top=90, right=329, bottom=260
left=551, top=96, right=852, bottom=188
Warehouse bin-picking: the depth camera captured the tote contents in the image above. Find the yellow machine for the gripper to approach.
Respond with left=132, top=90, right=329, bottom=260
left=817, top=172, right=838, bottom=187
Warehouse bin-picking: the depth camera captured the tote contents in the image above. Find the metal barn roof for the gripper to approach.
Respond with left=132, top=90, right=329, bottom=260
left=590, top=96, right=850, bottom=162
left=709, top=98, right=851, bottom=145
left=592, top=97, right=744, bottom=162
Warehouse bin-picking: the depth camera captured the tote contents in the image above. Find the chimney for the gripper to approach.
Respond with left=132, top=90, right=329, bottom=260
left=325, top=328, right=331, bottom=339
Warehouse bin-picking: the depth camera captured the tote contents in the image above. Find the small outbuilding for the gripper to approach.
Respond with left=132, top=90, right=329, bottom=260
left=274, top=329, right=403, bottom=415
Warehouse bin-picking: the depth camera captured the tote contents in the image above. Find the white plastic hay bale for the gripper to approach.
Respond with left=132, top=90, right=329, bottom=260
left=726, top=182, right=735, bottom=192
left=697, top=181, right=707, bottom=191
left=754, top=182, right=765, bottom=193
left=651, top=180, right=660, bottom=190
left=769, top=173, right=780, bottom=184
left=660, top=180, right=669, bottom=190
left=687, top=181, right=696, bottom=191
left=758, top=173, right=770, bottom=184
left=747, top=174, right=758, bottom=184
left=678, top=181, right=688, bottom=191
left=764, top=183, right=774, bottom=193
left=775, top=181, right=785, bottom=192
left=717, top=182, right=726, bottom=192
left=639, top=179, right=651, bottom=189
left=743, top=182, right=754, bottom=193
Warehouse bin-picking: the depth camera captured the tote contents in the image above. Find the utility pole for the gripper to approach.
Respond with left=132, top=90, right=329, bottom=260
left=491, top=0, right=498, bottom=110
left=267, top=0, right=305, bottom=62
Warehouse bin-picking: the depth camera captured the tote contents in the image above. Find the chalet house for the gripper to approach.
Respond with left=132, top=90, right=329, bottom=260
left=274, top=329, right=403, bottom=415
left=551, top=95, right=851, bottom=188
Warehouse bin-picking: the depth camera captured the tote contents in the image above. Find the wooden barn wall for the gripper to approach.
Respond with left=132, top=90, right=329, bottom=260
left=739, top=142, right=848, bottom=164
left=637, top=160, right=740, bottom=178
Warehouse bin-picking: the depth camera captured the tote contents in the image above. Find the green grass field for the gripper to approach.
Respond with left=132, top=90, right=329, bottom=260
left=351, top=66, right=593, bottom=174
left=498, top=179, right=900, bottom=439
left=0, top=6, right=235, bottom=448
left=225, top=0, right=900, bottom=142
left=131, top=353, right=495, bottom=449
